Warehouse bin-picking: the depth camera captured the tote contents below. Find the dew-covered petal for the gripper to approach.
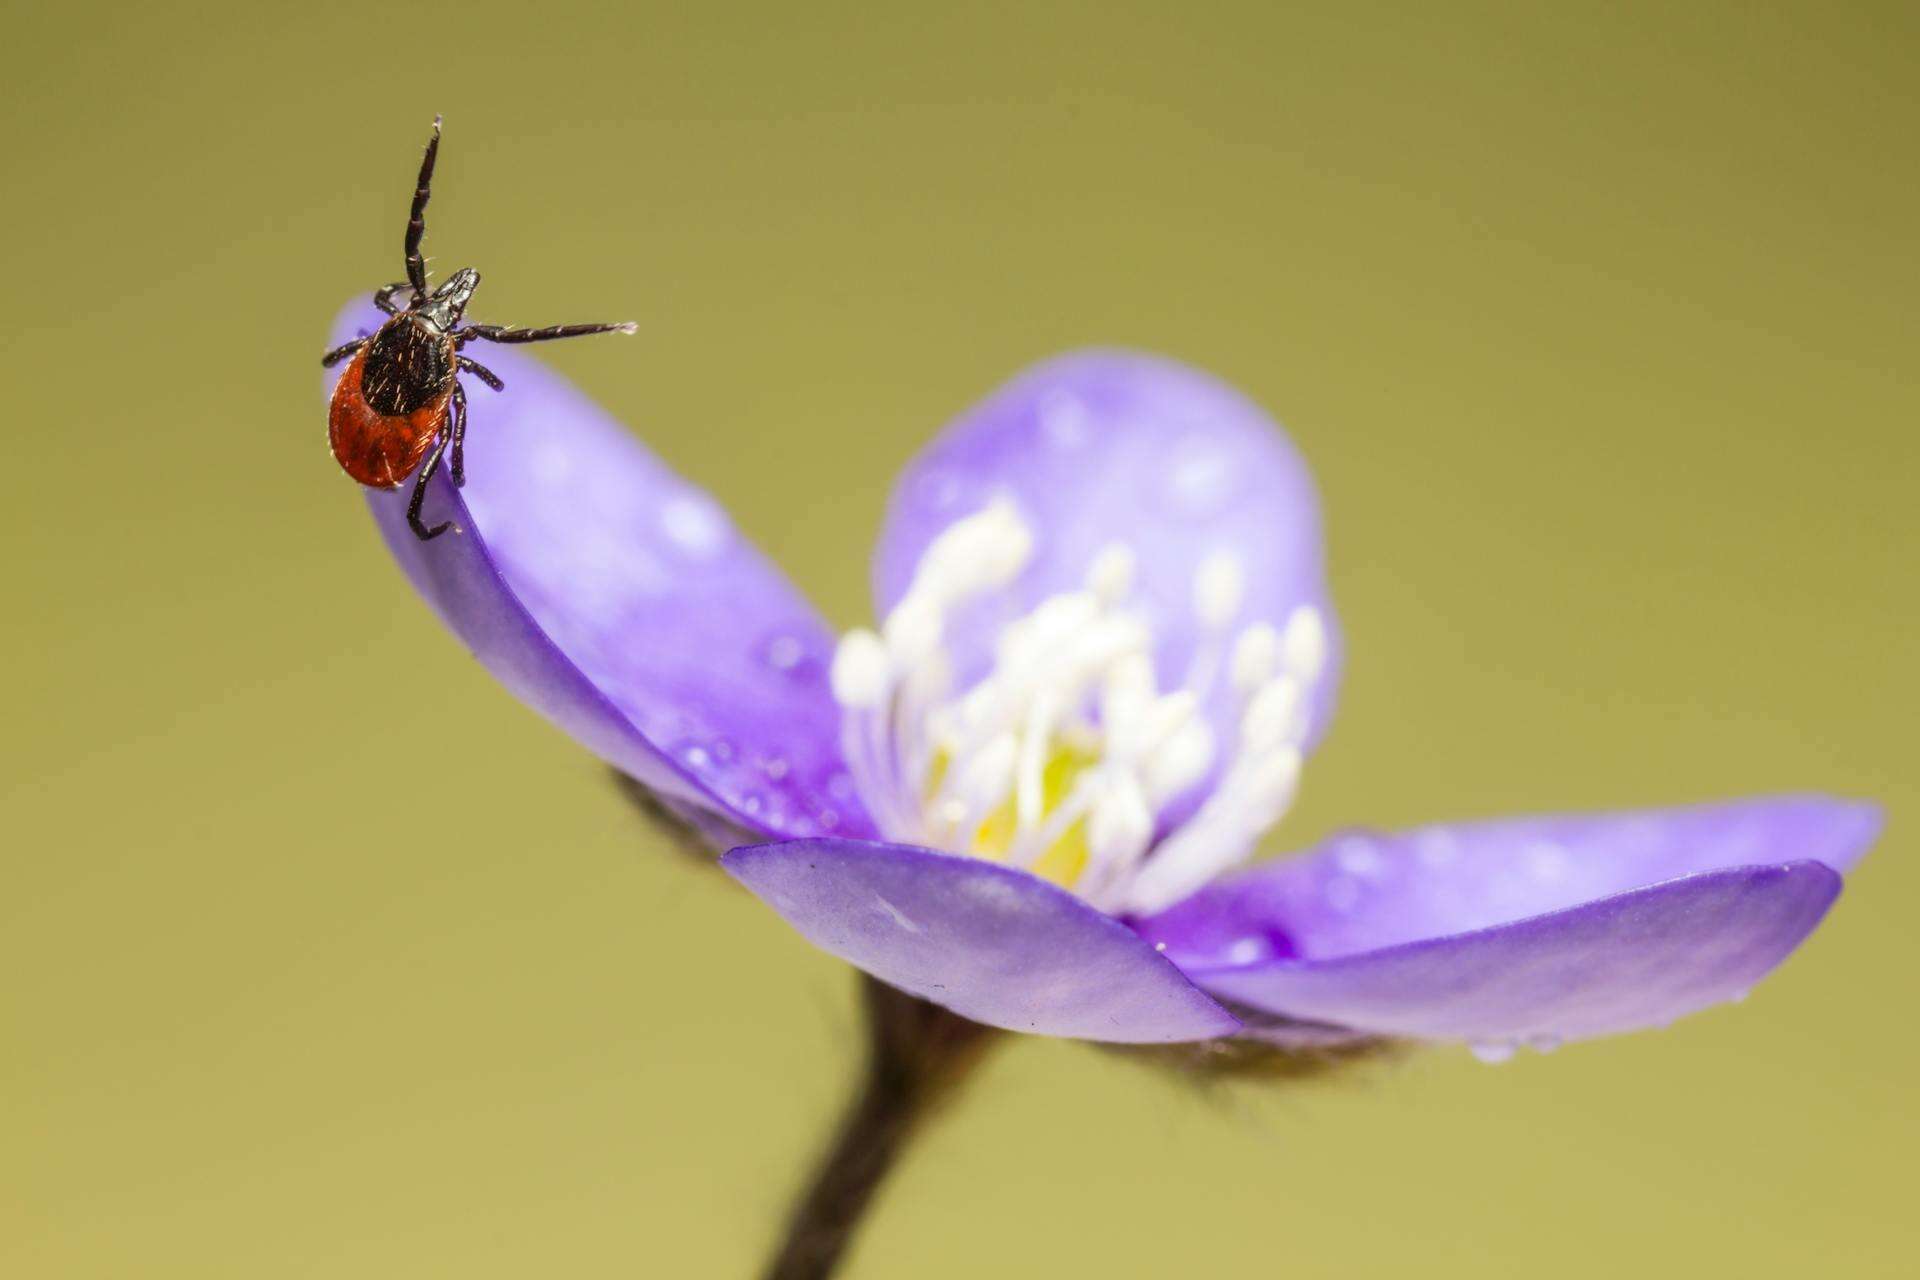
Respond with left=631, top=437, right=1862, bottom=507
left=1139, top=796, right=1878, bottom=966
left=872, top=350, right=1340, bottom=749
left=328, top=302, right=867, bottom=843
left=1135, top=796, right=1878, bottom=1043
left=722, top=838, right=1242, bottom=1042
left=1180, top=863, right=1842, bottom=1043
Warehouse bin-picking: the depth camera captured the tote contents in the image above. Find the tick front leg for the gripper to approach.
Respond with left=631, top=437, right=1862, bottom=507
left=407, top=432, right=454, bottom=541
left=373, top=282, right=414, bottom=315
left=449, top=383, right=468, bottom=488
left=458, top=355, right=504, bottom=392
left=458, top=321, right=637, bottom=346
left=321, top=336, right=366, bottom=368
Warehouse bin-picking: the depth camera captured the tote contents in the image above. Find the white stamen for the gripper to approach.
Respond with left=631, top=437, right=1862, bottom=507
left=830, top=506, right=1327, bottom=917
left=1241, top=676, right=1305, bottom=754
left=1281, top=605, right=1328, bottom=684
left=936, top=731, right=1018, bottom=842
left=830, top=629, right=891, bottom=709
left=1193, top=551, right=1246, bottom=629
left=1086, top=544, right=1136, bottom=605
left=912, top=498, right=1033, bottom=601
left=1142, top=717, right=1214, bottom=806
left=1085, top=775, right=1155, bottom=883
left=1229, top=622, right=1280, bottom=694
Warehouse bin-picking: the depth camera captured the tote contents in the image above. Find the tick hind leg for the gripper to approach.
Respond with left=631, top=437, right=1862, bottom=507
left=449, top=383, right=469, bottom=487
left=407, top=431, right=454, bottom=541
left=458, top=355, right=504, bottom=391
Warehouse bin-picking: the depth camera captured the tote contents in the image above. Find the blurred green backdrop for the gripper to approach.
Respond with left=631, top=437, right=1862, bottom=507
left=2, top=1, right=1914, bottom=1275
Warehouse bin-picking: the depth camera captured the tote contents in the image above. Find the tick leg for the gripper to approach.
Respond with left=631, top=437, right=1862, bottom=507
left=373, top=282, right=413, bottom=314
left=458, top=321, right=637, bottom=346
left=407, top=432, right=453, bottom=541
left=403, top=116, right=442, bottom=303
left=449, top=383, right=468, bottom=488
left=321, top=336, right=366, bottom=368
left=458, top=355, right=504, bottom=392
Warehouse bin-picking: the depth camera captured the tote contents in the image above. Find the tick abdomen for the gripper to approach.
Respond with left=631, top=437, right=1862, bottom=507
left=328, top=340, right=452, bottom=489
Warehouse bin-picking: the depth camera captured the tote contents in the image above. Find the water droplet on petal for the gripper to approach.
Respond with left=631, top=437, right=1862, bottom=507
left=1323, top=874, right=1362, bottom=913
left=1470, top=1040, right=1517, bottom=1065
left=681, top=745, right=712, bottom=770
left=659, top=492, right=730, bottom=558
left=1038, top=390, right=1091, bottom=450
left=1168, top=448, right=1233, bottom=511
left=914, top=468, right=964, bottom=511
left=1334, top=838, right=1386, bottom=880
left=1225, top=937, right=1266, bottom=965
left=763, top=634, right=806, bottom=672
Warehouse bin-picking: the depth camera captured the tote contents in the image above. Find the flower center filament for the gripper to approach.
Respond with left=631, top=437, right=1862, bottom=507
left=831, top=502, right=1327, bottom=916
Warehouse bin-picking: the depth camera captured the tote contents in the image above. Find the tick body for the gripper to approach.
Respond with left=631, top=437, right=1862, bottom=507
left=323, top=117, right=634, bottom=539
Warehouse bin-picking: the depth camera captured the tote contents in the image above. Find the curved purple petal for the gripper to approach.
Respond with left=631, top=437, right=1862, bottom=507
left=1140, top=796, right=1878, bottom=966
left=1184, top=863, right=1842, bottom=1044
left=722, top=838, right=1242, bottom=1043
left=872, top=350, right=1340, bottom=749
left=328, top=302, right=867, bottom=843
left=1136, top=796, right=1878, bottom=1043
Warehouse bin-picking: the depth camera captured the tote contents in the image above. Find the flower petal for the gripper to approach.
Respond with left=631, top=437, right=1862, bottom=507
left=1182, top=863, right=1842, bottom=1044
left=722, top=838, right=1242, bottom=1043
left=328, top=302, right=867, bottom=843
left=1136, top=796, right=1878, bottom=1043
left=872, top=350, right=1340, bottom=747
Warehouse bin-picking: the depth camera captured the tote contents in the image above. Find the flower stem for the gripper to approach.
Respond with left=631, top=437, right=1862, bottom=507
left=762, top=976, right=1000, bottom=1280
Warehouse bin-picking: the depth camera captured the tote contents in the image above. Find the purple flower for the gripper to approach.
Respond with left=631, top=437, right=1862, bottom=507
left=329, top=301, right=1878, bottom=1058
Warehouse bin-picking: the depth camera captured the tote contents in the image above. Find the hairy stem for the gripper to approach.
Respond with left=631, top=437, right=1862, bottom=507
left=762, top=976, right=1000, bottom=1280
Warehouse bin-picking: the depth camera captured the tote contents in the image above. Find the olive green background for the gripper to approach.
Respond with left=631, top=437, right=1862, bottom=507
left=3, top=1, right=1913, bottom=1275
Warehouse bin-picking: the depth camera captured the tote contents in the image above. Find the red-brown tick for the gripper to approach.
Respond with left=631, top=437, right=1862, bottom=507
left=322, top=117, right=635, bottom=539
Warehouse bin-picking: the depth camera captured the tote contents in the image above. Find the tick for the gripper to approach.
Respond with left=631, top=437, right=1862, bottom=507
left=322, top=116, right=635, bottom=540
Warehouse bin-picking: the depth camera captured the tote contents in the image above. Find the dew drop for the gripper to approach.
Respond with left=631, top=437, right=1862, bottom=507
left=1415, top=828, right=1461, bottom=867
left=914, top=468, right=965, bottom=511
left=1225, top=937, right=1267, bottom=965
left=711, top=737, right=737, bottom=764
left=1323, top=874, right=1362, bottom=913
left=682, top=745, right=711, bottom=770
left=1469, top=1040, right=1517, bottom=1065
left=1168, top=448, right=1233, bottom=510
left=763, top=634, right=806, bottom=672
left=659, top=493, right=729, bottom=558
left=1334, top=838, right=1386, bottom=880
left=1038, top=390, right=1091, bottom=450
left=758, top=755, right=791, bottom=781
